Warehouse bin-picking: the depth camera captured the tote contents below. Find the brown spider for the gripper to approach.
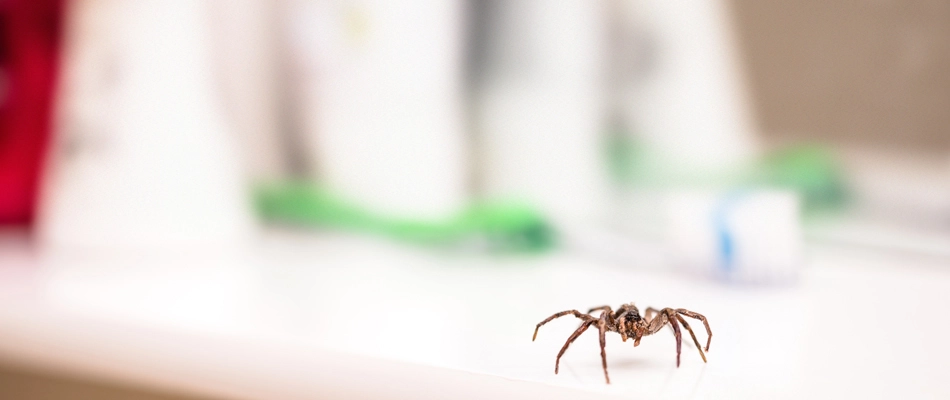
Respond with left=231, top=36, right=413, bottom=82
left=532, top=303, right=712, bottom=384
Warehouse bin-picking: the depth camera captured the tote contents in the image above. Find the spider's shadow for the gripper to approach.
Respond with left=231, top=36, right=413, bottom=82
left=562, top=357, right=658, bottom=382
left=602, top=357, right=658, bottom=370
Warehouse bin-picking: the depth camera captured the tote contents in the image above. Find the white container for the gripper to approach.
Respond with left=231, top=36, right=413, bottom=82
left=39, top=0, right=254, bottom=250
left=666, top=189, right=803, bottom=284
left=208, top=0, right=285, bottom=181
left=474, top=0, right=610, bottom=226
left=620, top=0, right=757, bottom=172
left=285, top=0, right=468, bottom=220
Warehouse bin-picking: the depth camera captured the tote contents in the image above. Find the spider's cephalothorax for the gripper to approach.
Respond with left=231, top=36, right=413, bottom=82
left=532, top=303, right=712, bottom=384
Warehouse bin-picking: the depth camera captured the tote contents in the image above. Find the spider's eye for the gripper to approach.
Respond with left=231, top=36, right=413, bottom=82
left=625, top=312, right=641, bottom=322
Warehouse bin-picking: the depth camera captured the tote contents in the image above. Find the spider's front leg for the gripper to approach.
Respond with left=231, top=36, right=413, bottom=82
left=533, top=310, right=595, bottom=341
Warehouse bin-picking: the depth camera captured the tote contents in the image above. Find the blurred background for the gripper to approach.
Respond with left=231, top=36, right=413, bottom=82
left=3, top=0, right=950, bottom=258
left=0, top=0, right=949, bottom=399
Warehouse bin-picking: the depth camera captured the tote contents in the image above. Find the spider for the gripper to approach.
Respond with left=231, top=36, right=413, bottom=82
left=532, top=303, right=712, bottom=384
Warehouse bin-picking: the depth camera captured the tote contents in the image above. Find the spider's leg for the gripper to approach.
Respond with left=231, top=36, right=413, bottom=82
left=674, top=314, right=706, bottom=363
left=533, top=310, right=594, bottom=341
left=587, top=305, right=612, bottom=315
left=645, top=309, right=669, bottom=335
left=597, top=314, right=611, bottom=384
left=668, top=313, right=684, bottom=367
left=554, top=320, right=593, bottom=374
left=676, top=309, right=712, bottom=351
left=645, top=307, right=661, bottom=322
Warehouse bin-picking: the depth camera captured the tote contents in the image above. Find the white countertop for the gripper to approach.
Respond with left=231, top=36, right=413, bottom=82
left=1, top=230, right=948, bottom=399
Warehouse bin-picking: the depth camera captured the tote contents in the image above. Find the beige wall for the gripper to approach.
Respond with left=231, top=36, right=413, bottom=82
left=731, top=0, right=950, bottom=151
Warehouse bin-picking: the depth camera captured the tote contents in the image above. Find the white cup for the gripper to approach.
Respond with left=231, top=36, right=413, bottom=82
left=666, top=189, right=803, bottom=284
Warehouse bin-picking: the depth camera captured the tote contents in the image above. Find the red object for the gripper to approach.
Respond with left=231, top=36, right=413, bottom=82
left=0, top=0, right=64, bottom=226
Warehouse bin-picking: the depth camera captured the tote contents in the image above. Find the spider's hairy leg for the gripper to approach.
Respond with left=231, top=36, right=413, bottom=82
left=675, top=315, right=706, bottom=363
left=533, top=310, right=595, bottom=341
left=668, top=314, right=684, bottom=367
left=645, top=307, right=660, bottom=322
left=645, top=309, right=669, bottom=335
left=554, top=320, right=593, bottom=374
left=676, top=309, right=712, bottom=351
left=587, top=305, right=612, bottom=315
left=597, top=313, right=611, bottom=384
